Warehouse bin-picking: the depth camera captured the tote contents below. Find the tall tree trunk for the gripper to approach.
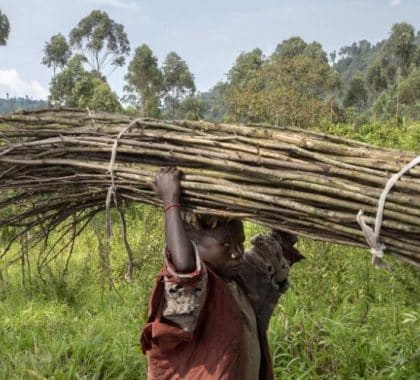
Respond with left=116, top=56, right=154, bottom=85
left=396, top=66, right=401, bottom=122
left=172, top=90, right=176, bottom=120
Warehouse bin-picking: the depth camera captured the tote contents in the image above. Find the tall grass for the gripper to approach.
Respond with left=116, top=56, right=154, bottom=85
left=1, top=212, right=418, bottom=379
left=1, top=122, right=419, bottom=379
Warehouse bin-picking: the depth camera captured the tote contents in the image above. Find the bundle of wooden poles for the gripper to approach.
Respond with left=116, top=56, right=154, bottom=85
left=0, top=108, right=419, bottom=268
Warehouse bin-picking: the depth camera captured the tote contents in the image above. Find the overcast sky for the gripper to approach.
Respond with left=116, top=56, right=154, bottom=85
left=0, top=0, right=419, bottom=100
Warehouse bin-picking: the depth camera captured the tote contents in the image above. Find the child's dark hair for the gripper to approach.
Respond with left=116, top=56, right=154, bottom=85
left=181, top=210, right=231, bottom=231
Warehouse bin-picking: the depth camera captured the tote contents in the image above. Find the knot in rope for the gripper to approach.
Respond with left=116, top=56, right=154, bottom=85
left=356, top=210, right=387, bottom=267
left=356, top=155, right=420, bottom=268
left=369, top=246, right=385, bottom=258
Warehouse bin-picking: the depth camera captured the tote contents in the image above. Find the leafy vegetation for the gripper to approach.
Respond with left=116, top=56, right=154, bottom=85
left=161, top=51, right=196, bottom=119
left=49, top=54, right=122, bottom=111
left=0, top=9, right=10, bottom=46
left=41, top=33, right=72, bottom=76
left=124, top=44, right=163, bottom=118
left=10, top=14, right=415, bottom=123
left=0, top=97, right=47, bottom=114
left=200, top=22, right=419, bottom=125
left=69, top=10, right=130, bottom=75
left=1, top=207, right=419, bottom=379
left=218, top=39, right=340, bottom=127
left=333, top=23, right=420, bottom=123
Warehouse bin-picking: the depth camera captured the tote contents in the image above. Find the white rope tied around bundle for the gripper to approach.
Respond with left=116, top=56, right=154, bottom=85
left=105, top=118, right=144, bottom=239
left=357, top=155, right=420, bottom=268
left=86, top=110, right=146, bottom=280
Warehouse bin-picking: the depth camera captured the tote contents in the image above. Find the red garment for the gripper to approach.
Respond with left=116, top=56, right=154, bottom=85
left=141, top=266, right=274, bottom=380
left=140, top=228, right=303, bottom=379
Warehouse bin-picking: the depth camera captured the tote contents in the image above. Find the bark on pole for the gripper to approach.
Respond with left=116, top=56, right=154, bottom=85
left=0, top=108, right=419, bottom=267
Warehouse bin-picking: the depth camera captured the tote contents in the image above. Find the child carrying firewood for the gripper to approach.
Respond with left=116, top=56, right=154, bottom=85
left=141, top=167, right=303, bottom=380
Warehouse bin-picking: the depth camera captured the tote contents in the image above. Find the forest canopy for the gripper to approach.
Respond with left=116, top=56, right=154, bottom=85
left=1, top=15, right=418, bottom=128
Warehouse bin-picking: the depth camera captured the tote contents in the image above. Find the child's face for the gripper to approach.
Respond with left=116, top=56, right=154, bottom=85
left=191, top=220, right=245, bottom=278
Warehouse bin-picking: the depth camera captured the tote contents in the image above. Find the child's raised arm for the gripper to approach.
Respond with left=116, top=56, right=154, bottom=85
left=149, top=167, right=196, bottom=273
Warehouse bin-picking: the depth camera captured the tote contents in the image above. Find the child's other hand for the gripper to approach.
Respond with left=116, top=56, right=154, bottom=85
left=270, top=230, right=304, bottom=266
left=148, top=167, right=182, bottom=205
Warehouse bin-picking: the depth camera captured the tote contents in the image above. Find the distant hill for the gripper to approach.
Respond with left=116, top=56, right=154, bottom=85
left=334, top=30, right=420, bottom=90
left=0, top=97, right=48, bottom=114
left=333, top=39, right=385, bottom=86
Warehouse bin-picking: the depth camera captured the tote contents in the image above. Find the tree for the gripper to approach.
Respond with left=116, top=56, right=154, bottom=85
left=386, top=22, right=416, bottom=76
left=225, top=49, right=266, bottom=122
left=178, top=95, right=204, bottom=120
left=329, top=50, right=337, bottom=66
left=321, top=22, right=419, bottom=123
left=162, top=52, right=195, bottom=119
left=49, top=55, right=86, bottom=105
left=343, top=73, right=368, bottom=112
left=124, top=44, right=163, bottom=118
left=414, top=45, right=420, bottom=67
left=326, top=70, right=342, bottom=122
left=0, top=9, right=10, bottom=46
left=198, top=82, right=229, bottom=122
left=49, top=54, right=121, bottom=112
left=76, top=77, right=122, bottom=112
left=372, top=92, right=392, bottom=121
left=42, top=34, right=71, bottom=76
left=273, top=37, right=307, bottom=58
left=379, top=55, right=397, bottom=84
left=366, top=60, right=388, bottom=95
left=224, top=38, right=339, bottom=126
left=69, top=10, right=130, bottom=76
left=227, top=48, right=264, bottom=89
left=398, top=67, right=420, bottom=120
left=335, top=39, right=383, bottom=88
left=303, top=41, right=329, bottom=62
left=365, top=60, right=389, bottom=121
left=274, top=37, right=328, bottom=62
left=264, top=51, right=336, bottom=126
left=385, top=23, right=417, bottom=120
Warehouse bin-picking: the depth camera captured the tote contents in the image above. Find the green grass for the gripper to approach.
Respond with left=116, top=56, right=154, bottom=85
left=0, top=281, right=148, bottom=379
left=0, top=216, right=419, bottom=379
left=269, top=239, right=420, bottom=379
left=317, top=120, right=420, bottom=152
left=0, top=207, right=162, bottom=380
